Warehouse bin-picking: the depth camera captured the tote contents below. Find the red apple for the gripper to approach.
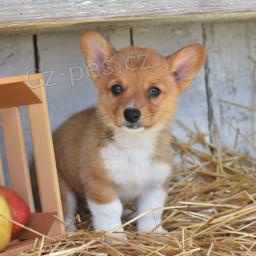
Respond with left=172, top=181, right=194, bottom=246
left=0, top=186, right=31, bottom=239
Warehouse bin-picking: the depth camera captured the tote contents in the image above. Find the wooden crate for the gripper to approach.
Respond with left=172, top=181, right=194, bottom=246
left=0, top=73, right=64, bottom=253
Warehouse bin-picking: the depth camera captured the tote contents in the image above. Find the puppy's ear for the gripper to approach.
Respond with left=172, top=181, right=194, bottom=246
left=80, top=30, right=115, bottom=75
left=167, top=45, right=206, bottom=92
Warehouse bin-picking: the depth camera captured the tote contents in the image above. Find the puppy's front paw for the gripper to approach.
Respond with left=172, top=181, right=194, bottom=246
left=153, top=226, right=168, bottom=233
left=103, top=232, right=127, bottom=245
left=137, top=219, right=167, bottom=233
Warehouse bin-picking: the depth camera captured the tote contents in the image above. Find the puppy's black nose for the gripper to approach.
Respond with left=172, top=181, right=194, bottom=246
left=124, top=108, right=141, bottom=123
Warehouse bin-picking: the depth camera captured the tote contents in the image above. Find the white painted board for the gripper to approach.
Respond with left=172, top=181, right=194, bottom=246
left=0, top=0, right=256, bottom=31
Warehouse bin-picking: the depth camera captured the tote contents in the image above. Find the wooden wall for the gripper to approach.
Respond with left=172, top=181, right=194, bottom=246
left=0, top=21, right=255, bottom=175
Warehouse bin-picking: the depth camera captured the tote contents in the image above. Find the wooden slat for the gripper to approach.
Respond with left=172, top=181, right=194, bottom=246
left=0, top=82, right=41, bottom=108
left=0, top=74, right=43, bottom=108
left=204, top=21, right=256, bottom=154
left=0, top=73, right=42, bottom=85
left=0, top=107, right=35, bottom=211
left=0, top=154, right=5, bottom=186
left=27, top=78, right=64, bottom=234
left=1, top=1, right=256, bottom=32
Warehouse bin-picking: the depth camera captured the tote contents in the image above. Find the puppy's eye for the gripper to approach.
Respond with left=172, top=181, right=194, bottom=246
left=111, top=84, right=123, bottom=96
left=148, top=86, right=161, bottom=98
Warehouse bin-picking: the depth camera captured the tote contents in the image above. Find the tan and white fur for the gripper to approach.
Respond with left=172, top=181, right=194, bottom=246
left=53, top=30, right=206, bottom=236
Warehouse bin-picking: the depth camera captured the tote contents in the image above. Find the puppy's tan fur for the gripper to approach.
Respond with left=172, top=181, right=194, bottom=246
left=53, top=30, right=206, bottom=233
left=54, top=108, right=172, bottom=203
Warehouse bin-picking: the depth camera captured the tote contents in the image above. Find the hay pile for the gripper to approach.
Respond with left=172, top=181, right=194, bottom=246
left=20, top=132, right=256, bottom=256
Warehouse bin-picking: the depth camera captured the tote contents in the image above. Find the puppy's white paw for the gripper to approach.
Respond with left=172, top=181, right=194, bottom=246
left=153, top=226, right=168, bottom=233
left=137, top=219, right=167, bottom=233
left=104, top=232, right=127, bottom=245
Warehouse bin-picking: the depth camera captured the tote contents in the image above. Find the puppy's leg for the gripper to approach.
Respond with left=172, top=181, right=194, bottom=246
left=86, top=185, right=126, bottom=241
left=137, top=185, right=167, bottom=233
left=87, top=199, right=124, bottom=232
left=59, top=173, right=77, bottom=232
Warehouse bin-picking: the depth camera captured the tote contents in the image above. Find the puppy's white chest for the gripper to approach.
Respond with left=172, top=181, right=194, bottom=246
left=100, top=130, right=171, bottom=201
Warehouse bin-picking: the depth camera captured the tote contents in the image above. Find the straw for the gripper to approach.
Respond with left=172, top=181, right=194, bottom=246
left=17, top=129, right=256, bottom=256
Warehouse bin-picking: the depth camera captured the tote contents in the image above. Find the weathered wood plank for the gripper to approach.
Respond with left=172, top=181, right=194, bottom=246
left=0, top=35, right=34, bottom=76
left=1, top=1, right=256, bottom=32
left=0, top=35, right=34, bottom=185
left=247, top=22, right=256, bottom=149
left=37, top=28, right=130, bottom=130
left=133, top=24, right=208, bottom=140
left=204, top=21, right=256, bottom=154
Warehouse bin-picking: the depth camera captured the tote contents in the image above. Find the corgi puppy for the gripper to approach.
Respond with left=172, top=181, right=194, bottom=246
left=53, top=30, right=206, bottom=236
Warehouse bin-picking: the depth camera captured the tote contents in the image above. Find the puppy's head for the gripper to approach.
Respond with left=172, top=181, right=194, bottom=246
left=80, top=30, right=206, bottom=133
